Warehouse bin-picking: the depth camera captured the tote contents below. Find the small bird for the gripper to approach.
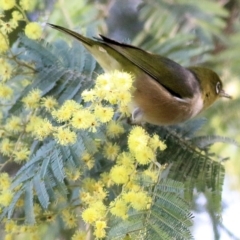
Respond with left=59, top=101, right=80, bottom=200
left=48, top=23, right=231, bottom=126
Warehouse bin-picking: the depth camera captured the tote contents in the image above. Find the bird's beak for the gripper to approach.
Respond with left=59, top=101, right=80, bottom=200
left=219, top=89, right=232, bottom=99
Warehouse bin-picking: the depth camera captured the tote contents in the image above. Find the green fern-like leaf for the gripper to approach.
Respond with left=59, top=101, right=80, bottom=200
left=24, top=181, right=35, bottom=224
left=108, top=179, right=193, bottom=240
left=191, top=135, right=239, bottom=149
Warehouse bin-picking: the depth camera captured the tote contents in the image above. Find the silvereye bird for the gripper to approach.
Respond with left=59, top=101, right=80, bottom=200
left=48, top=23, right=231, bottom=126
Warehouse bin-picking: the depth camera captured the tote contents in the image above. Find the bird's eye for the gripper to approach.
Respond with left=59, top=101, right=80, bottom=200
left=216, top=81, right=221, bottom=94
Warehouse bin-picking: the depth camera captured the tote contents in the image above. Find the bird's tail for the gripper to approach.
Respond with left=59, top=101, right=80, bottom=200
left=47, top=23, right=96, bottom=47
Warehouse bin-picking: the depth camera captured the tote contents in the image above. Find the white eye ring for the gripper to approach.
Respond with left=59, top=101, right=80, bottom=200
left=216, top=82, right=221, bottom=94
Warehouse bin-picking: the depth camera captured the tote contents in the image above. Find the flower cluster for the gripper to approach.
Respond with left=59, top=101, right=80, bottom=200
left=0, top=59, right=167, bottom=240
left=0, top=0, right=42, bottom=144
left=0, top=173, right=13, bottom=207
left=0, top=0, right=42, bottom=41
left=82, top=70, right=133, bottom=113
left=3, top=219, right=39, bottom=240
left=78, top=124, right=166, bottom=238
left=16, top=71, right=132, bottom=150
left=0, top=0, right=42, bottom=166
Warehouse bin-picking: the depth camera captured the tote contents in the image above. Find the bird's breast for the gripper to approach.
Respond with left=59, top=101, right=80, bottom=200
left=131, top=74, right=203, bottom=125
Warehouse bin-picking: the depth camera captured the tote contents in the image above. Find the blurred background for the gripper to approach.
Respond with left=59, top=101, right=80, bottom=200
left=6, top=0, right=240, bottom=239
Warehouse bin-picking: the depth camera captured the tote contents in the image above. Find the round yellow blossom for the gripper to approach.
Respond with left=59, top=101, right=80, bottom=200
left=82, top=207, right=99, bottom=224
left=100, top=172, right=113, bottom=188
left=149, top=134, right=167, bottom=151
left=82, top=89, right=96, bottom=102
left=62, top=99, right=80, bottom=112
left=0, top=0, right=15, bottom=10
left=95, top=88, right=116, bottom=104
left=134, top=147, right=155, bottom=165
left=19, top=225, right=38, bottom=234
left=65, top=169, right=81, bottom=181
left=36, top=118, right=54, bottom=138
left=118, top=104, right=131, bottom=116
left=89, top=201, right=107, bottom=217
left=94, top=105, right=114, bottom=123
left=72, top=230, right=87, bottom=240
left=0, top=61, right=12, bottom=82
left=94, top=71, right=133, bottom=105
left=5, top=116, right=22, bottom=133
left=12, top=11, right=23, bottom=21
left=122, top=191, right=136, bottom=203
left=126, top=191, right=150, bottom=211
left=83, top=181, right=107, bottom=201
left=128, top=126, right=150, bottom=153
left=0, top=190, right=13, bottom=207
left=54, top=127, right=77, bottom=145
left=123, top=190, right=150, bottom=211
left=5, top=233, right=13, bottom=240
left=0, top=138, right=14, bottom=156
left=8, top=22, right=18, bottom=33
left=94, top=72, right=120, bottom=102
left=4, top=220, right=17, bottom=233
left=158, top=140, right=167, bottom=151
left=41, top=96, right=58, bottom=111
left=90, top=201, right=107, bottom=211
left=106, top=120, right=124, bottom=138
left=0, top=34, right=9, bottom=53
left=94, top=186, right=108, bottom=201
left=103, top=90, right=118, bottom=104
left=94, top=228, right=106, bottom=239
left=13, top=147, right=30, bottom=162
left=93, top=87, right=105, bottom=100
left=82, top=178, right=96, bottom=193
left=81, top=152, right=94, bottom=169
left=22, top=89, right=41, bottom=109
left=143, top=169, right=159, bottom=183
left=0, top=173, right=11, bottom=191
left=117, top=91, right=132, bottom=105
left=110, top=165, right=130, bottom=184
left=5, top=222, right=19, bottom=235
left=43, top=211, right=56, bottom=223
left=0, top=83, right=13, bottom=99
left=149, top=134, right=160, bottom=150
left=71, top=109, right=95, bottom=129
left=110, top=198, right=128, bottom=219
left=103, top=142, right=120, bottom=161
left=112, top=71, right=133, bottom=91
left=80, top=191, right=94, bottom=205
left=25, top=22, right=42, bottom=40
left=25, top=116, right=43, bottom=133
left=52, top=100, right=80, bottom=122
left=33, top=118, right=53, bottom=140
left=20, top=0, right=36, bottom=11
left=62, top=210, right=77, bottom=228
left=95, top=220, right=107, bottom=230
left=52, top=108, right=71, bottom=122
left=95, top=72, right=113, bottom=90
left=116, top=152, right=134, bottom=167
left=125, top=180, right=141, bottom=191
left=1, top=21, right=17, bottom=35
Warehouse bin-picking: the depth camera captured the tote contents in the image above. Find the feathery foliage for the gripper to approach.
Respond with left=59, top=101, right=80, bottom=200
left=0, top=0, right=238, bottom=239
